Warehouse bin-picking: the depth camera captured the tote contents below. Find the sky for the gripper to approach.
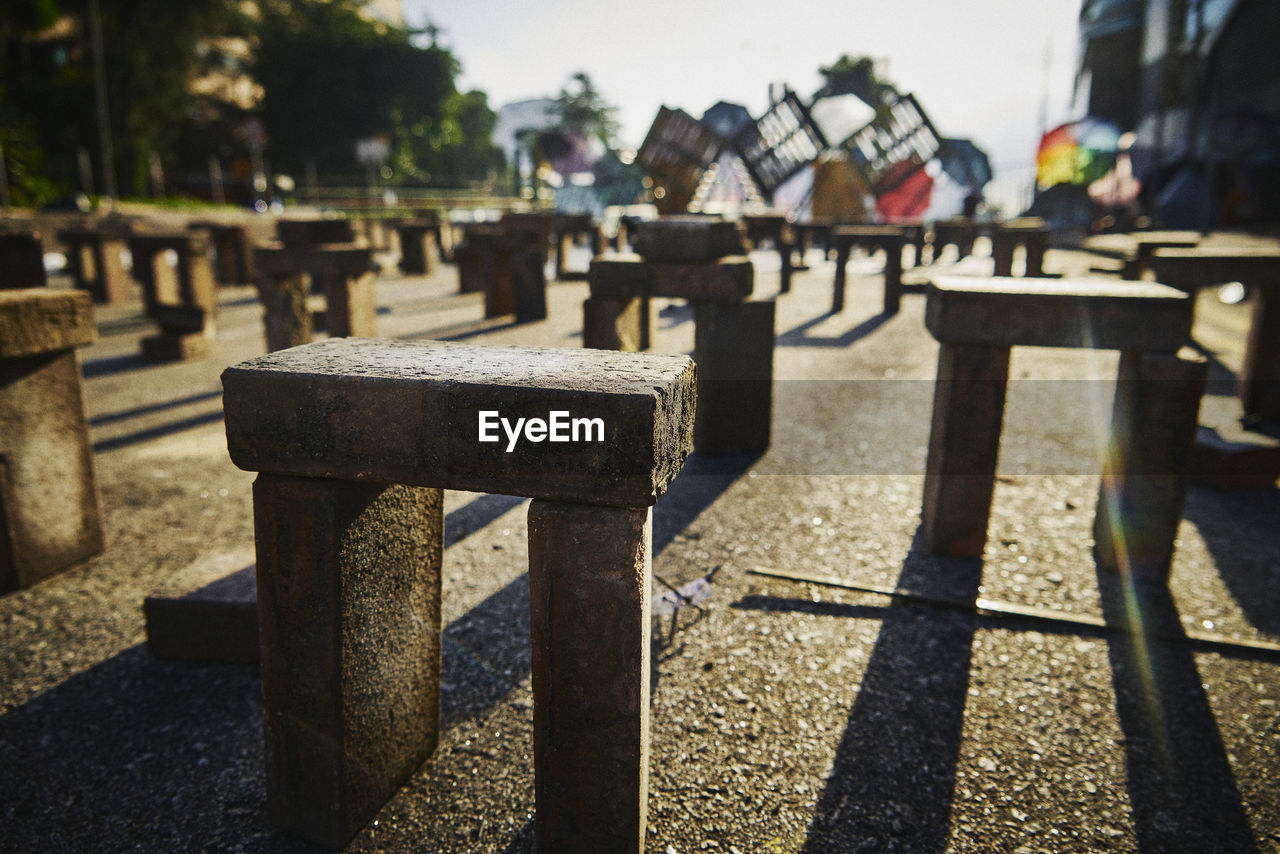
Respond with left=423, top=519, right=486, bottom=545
left=402, top=0, right=1086, bottom=212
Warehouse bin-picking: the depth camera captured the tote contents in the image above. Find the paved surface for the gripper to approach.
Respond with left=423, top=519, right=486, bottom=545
left=2, top=221, right=1278, bottom=853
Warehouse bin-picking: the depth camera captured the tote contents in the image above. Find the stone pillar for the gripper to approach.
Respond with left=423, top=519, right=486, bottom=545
left=130, top=233, right=218, bottom=362
left=511, top=245, right=548, bottom=323
left=1025, top=232, right=1046, bottom=278
left=0, top=289, right=104, bottom=591
left=582, top=297, right=640, bottom=351
left=694, top=300, right=775, bottom=454
left=831, top=241, right=852, bottom=314
left=921, top=342, right=1011, bottom=557
left=57, top=228, right=133, bottom=304
left=528, top=501, right=652, bottom=853
left=991, top=235, right=1015, bottom=277
left=255, top=274, right=313, bottom=352
left=396, top=222, right=437, bottom=275
left=314, top=270, right=377, bottom=338
left=0, top=233, right=48, bottom=288
left=190, top=222, right=254, bottom=286
left=253, top=474, right=443, bottom=848
left=882, top=239, right=904, bottom=315
left=1240, top=284, right=1280, bottom=421
left=1094, top=350, right=1208, bottom=582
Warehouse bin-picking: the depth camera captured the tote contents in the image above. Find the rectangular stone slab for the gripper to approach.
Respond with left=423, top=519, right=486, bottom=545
left=223, top=337, right=696, bottom=508
left=0, top=289, right=96, bottom=358
left=632, top=218, right=743, bottom=262
left=1149, top=249, right=1280, bottom=287
left=589, top=255, right=753, bottom=303
left=926, top=276, right=1191, bottom=351
left=254, top=245, right=375, bottom=277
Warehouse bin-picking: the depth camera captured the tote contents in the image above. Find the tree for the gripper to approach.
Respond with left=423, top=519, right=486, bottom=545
left=816, top=55, right=897, bottom=107
left=554, top=71, right=619, bottom=148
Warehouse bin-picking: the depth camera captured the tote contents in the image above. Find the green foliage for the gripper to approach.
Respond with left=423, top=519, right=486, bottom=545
left=555, top=71, right=619, bottom=147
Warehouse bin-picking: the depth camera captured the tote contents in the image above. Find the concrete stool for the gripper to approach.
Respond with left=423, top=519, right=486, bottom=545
left=922, top=277, right=1204, bottom=583
left=1151, top=248, right=1280, bottom=423
left=587, top=231, right=771, bottom=455
left=830, top=225, right=907, bottom=314
left=129, top=232, right=218, bottom=361
left=742, top=214, right=799, bottom=292
left=253, top=245, right=377, bottom=351
left=550, top=212, right=600, bottom=280
left=0, top=232, right=48, bottom=288
left=1081, top=231, right=1200, bottom=280
left=453, top=227, right=547, bottom=322
left=929, top=217, right=981, bottom=262
left=275, top=217, right=356, bottom=247
left=0, top=289, right=104, bottom=591
left=394, top=217, right=441, bottom=275
left=990, top=218, right=1050, bottom=277
left=188, top=221, right=255, bottom=285
left=223, top=337, right=694, bottom=850
left=56, top=225, right=134, bottom=304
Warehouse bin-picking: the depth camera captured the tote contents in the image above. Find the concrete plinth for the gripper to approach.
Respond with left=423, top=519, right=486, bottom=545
left=830, top=226, right=905, bottom=315
left=253, top=475, right=443, bottom=848
left=395, top=221, right=439, bottom=275
left=583, top=297, right=643, bottom=351
left=189, top=222, right=254, bottom=285
left=130, top=232, right=218, bottom=361
left=693, top=300, right=775, bottom=454
left=254, top=274, right=312, bottom=352
left=223, top=338, right=695, bottom=849
left=0, top=289, right=103, bottom=591
left=528, top=500, right=652, bottom=853
left=254, top=246, right=377, bottom=345
left=56, top=227, right=133, bottom=304
left=1094, top=350, right=1208, bottom=582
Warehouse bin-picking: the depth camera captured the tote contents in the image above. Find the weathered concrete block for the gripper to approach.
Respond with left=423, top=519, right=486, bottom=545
left=528, top=500, right=652, bottom=852
left=511, top=245, right=547, bottom=323
left=254, top=475, right=442, bottom=848
left=693, top=300, right=775, bottom=454
left=56, top=226, right=134, bottom=304
left=921, top=342, right=1011, bottom=557
left=189, top=221, right=255, bottom=285
left=143, top=547, right=258, bottom=663
left=589, top=255, right=753, bottom=304
left=223, top=338, right=696, bottom=508
left=1094, top=349, right=1208, bottom=582
left=254, top=273, right=312, bottom=352
left=254, top=246, right=377, bottom=344
left=275, top=218, right=355, bottom=247
left=0, top=289, right=95, bottom=358
left=926, top=277, right=1192, bottom=351
left=632, top=217, right=743, bottom=262
left=0, top=290, right=103, bottom=591
left=583, top=296, right=643, bottom=351
left=395, top=220, right=439, bottom=275
left=0, top=233, right=48, bottom=288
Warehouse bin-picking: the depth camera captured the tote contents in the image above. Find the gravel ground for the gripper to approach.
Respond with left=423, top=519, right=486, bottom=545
left=2, top=219, right=1278, bottom=853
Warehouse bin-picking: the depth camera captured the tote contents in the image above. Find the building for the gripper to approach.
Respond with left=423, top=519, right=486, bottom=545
left=1075, top=0, right=1280, bottom=227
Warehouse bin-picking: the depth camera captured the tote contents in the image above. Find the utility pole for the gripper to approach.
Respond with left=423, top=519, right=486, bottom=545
left=88, top=0, right=118, bottom=200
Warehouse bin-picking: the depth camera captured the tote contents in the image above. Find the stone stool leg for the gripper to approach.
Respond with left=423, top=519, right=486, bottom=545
left=99, top=239, right=133, bottom=304
left=1240, top=284, right=1280, bottom=421
left=831, top=242, right=853, bottom=314
left=882, top=240, right=904, bottom=314
left=318, top=271, right=377, bottom=338
left=0, top=350, right=104, bottom=591
left=400, top=228, right=430, bottom=275
left=256, top=273, right=313, bottom=352
left=512, top=246, right=548, bottom=323
left=1094, top=350, right=1207, bottom=582
left=991, top=237, right=1015, bottom=277
left=1025, top=236, right=1046, bottom=278
left=253, top=475, right=443, bottom=848
left=583, top=296, right=642, bottom=351
left=693, top=300, right=775, bottom=454
left=484, top=245, right=516, bottom=319
left=922, top=342, right=1011, bottom=556
left=528, top=501, right=652, bottom=854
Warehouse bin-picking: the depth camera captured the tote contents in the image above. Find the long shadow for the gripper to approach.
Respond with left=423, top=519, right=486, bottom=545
left=89, top=389, right=223, bottom=428
left=400, top=316, right=523, bottom=342
left=92, top=410, right=225, bottom=453
left=797, top=532, right=982, bottom=852
left=775, top=311, right=892, bottom=349
left=1181, top=483, right=1280, bottom=635
left=81, top=352, right=150, bottom=379
left=0, top=646, right=320, bottom=853
left=1096, top=570, right=1258, bottom=852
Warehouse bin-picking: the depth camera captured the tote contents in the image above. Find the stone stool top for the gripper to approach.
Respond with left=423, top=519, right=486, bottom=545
left=588, top=254, right=753, bottom=303
left=275, top=218, right=355, bottom=246
left=1150, top=248, right=1280, bottom=287
left=129, top=231, right=211, bottom=253
left=0, top=289, right=95, bottom=358
left=633, top=218, right=744, bottom=262
left=253, top=244, right=375, bottom=276
left=223, top=337, right=695, bottom=508
left=926, top=276, right=1192, bottom=351
left=831, top=224, right=905, bottom=240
